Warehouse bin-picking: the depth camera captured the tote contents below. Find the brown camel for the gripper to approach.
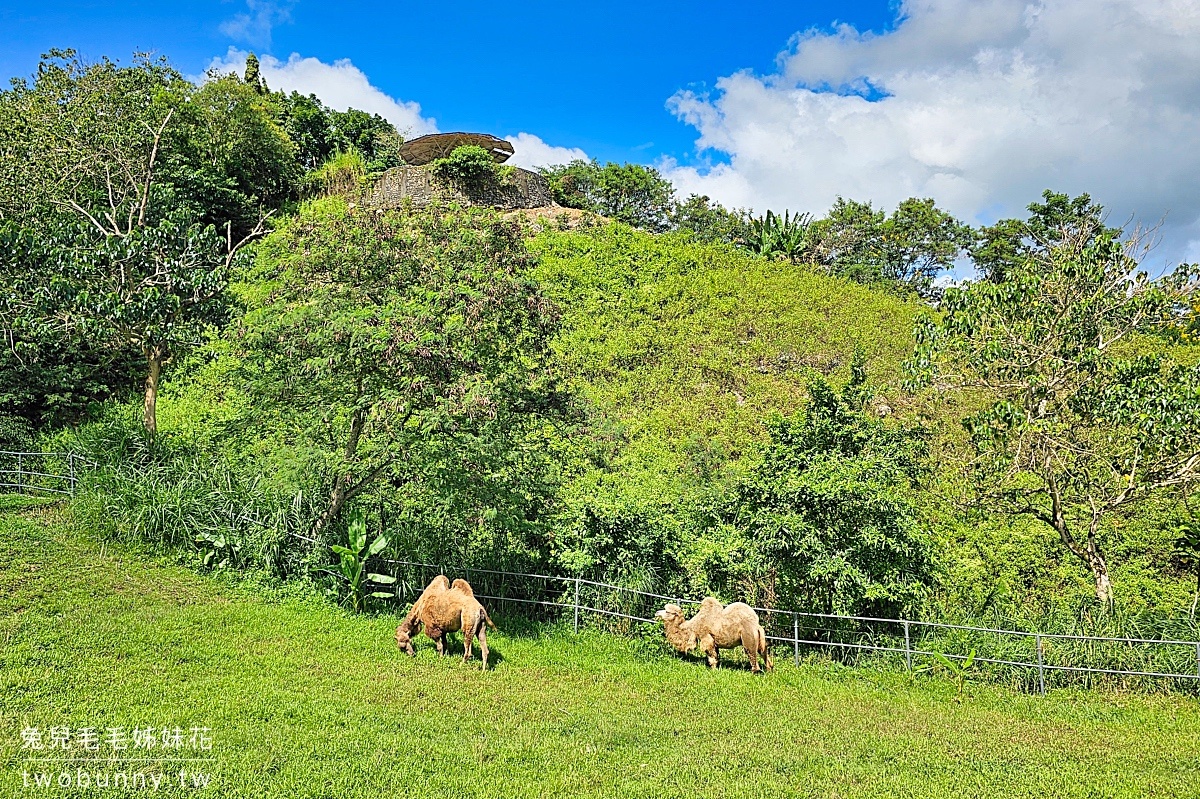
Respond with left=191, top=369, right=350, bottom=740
left=655, top=597, right=773, bottom=673
left=396, top=576, right=496, bottom=669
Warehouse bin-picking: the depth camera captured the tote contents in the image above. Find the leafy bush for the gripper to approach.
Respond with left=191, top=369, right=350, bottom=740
left=430, top=145, right=497, bottom=186
left=707, top=352, right=934, bottom=616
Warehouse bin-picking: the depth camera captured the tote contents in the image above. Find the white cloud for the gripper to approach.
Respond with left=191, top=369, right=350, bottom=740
left=205, top=48, right=437, bottom=137
left=219, top=0, right=294, bottom=50
left=503, top=133, right=588, bottom=169
left=664, top=0, right=1200, bottom=266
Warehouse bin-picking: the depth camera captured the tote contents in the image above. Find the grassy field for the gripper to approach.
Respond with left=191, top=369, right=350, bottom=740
left=3, top=497, right=1200, bottom=798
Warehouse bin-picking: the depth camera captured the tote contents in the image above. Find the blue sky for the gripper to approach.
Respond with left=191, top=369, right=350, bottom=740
left=0, top=0, right=896, bottom=167
left=4, top=1, right=1200, bottom=269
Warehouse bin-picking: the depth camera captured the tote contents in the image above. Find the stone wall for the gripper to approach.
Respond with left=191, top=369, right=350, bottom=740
left=367, top=164, right=556, bottom=210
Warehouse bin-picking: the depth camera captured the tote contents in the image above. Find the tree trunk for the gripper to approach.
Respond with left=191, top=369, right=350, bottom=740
left=312, top=401, right=367, bottom=539
left=313, top=476, right=351, bottom=540
left=1045, top=480, right=1113, bottom=606
left=143, top=345, right=165, bottom=435
left=1087, top=551, right=1112, bottom=605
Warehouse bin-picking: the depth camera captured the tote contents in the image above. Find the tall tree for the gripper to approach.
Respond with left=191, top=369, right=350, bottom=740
left=713, top=353, right=933, bottom=616
left=228, top=199, right=561, bottom=536
left=540, top=160, right=676, bottom=232
left=0, top=51, right=275, bottom=434
left=971, top=190, right=1120, bottom=283
left=908, top=223, right=1200, bottom=603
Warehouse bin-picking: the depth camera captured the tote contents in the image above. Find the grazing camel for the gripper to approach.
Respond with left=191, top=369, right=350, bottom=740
left=396, top=576, right=496, bottom=669
left=655, top=597, right=773, bottom=673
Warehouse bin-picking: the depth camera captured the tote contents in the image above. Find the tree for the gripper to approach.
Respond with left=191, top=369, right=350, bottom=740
left=711, top=353, right=933, bottom=616
left=243, top=52, right=265, bottom=94
left=809, top=197, right=886, bottom=280
left=878, top=197, right=972, bottom=292
left=186, top=75, right=299, bottom=231
left=228, top=199, right=561, bottom=537
left=0, top=51, right=271, bottom=435
left=908, top=225, right=1200, bottom=603
left=808, top=197, right=970, bottom=294
left=668, top=194, right=749, bottom=245
left=0, top=213, right=255, bottom=435
left=540, top=160, right=675, bottom=232
left=971, top=190, right=1120, bottom=283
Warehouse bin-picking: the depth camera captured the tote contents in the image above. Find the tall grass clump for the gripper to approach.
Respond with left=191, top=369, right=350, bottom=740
left=301, top=148, right=368, bottom=198
left=61, top=408, right=319, bottom=575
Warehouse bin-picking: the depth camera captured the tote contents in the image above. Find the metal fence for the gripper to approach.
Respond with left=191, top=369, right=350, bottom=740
left=375, top=557, right=1200, bottom=693
left=0, top=450, right=89, bottom=496
left=4, top=462, right=1196, bottom=694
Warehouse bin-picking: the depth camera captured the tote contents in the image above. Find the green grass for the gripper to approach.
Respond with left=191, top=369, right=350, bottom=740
left=3, top=497, right=1199, bottom=798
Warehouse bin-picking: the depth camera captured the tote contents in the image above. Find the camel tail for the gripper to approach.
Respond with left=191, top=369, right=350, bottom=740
left=482, top=607, right=497, bottom=630
left=760, top=626, right=774, bottom=672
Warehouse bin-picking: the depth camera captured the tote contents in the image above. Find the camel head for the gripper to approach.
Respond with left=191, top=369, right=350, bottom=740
left=655, top=603, right=685, bottom=623
left=395, top=614, right=420, bottom=656
left=655, top=603, right=696, bottom=653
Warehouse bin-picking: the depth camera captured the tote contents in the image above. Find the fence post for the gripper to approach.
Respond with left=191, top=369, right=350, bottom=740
left=68, top=453, right=76, bottom=497
left=904, top=621, right=912, bottom=671
left=1195, top=641, right=1199, bottom=678
left=1036, top=634, right=1046, bottom=695
left=793, top=613, right=800, bottom=667
left=16, top=453, right=22, bottom=494
left=573, top=577, right=580, bottom=634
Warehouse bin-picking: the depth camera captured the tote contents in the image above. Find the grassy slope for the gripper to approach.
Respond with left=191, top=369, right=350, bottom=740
left=3, top=497, right=1199, bottom=799
left=529, top=225, right=924, bottom=507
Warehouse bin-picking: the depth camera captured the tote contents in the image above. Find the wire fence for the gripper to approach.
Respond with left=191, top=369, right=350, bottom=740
left=4, top=453, right=1198, bottom=694
left=373, top=557, right=1200, bottom=694
left=0, top=451, right=90, bottom=496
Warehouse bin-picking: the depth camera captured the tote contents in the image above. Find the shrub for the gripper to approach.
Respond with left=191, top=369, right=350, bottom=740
left=430, top=145, right=497, bottom=187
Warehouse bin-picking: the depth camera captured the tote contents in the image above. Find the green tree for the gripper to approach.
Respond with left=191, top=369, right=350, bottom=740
left=809, top=197, right=886, bottom=280
left=227, top=199, right=561, bottom=537
left=908, top=226, right=1200, bottom=603
left=0, top=214, right=253, bottom=435
left=668, top=194, right=749, bottom=245
left=540, top=160, right=675, bottom=232
left=879, top=197, right=973, bottom=292
left=971, top=190, right=1120, bottom=283
left=710, top=354, right=933, bottom=616
left=187, top=75, right=299, bottom=229
left=809, top=197, right=970, bottom=294
left=243, top=52, right=265, bottom=94
left=0, top=51, right=272, bottom=434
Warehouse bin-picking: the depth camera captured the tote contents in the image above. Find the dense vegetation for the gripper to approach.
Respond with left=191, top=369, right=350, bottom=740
left=2, top=49, right=1199, bottom=660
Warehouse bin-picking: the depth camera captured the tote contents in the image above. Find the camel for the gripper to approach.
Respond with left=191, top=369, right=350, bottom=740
left=396, top=576, right=496, bottom=669
left=655, top=597, right=773, bottom=673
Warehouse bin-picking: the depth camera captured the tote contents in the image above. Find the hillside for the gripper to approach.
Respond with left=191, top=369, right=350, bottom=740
left=530, top=225, right=924, bottom=479
left=3, top=498, right=1199, bottom=799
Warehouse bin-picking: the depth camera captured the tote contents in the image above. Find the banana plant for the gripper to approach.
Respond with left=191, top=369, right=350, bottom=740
left=331, top=514, right=396, bottom=613
left=746, top=210, right=813, bottom=263
left=913, top=647, right=978, bottom=698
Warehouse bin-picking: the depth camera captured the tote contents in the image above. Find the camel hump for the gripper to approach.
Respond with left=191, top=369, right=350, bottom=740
left=451, top=578, right=475, bottom=595
left=428, top=575, right=450, bottom=591
left=699, top=596, right=724, bottom=613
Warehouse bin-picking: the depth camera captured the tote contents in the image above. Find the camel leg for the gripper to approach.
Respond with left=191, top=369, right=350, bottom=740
left=463, top=614, right=475, bottom=663
left=743, top=633, right=760, bottom=674
left=478, top=622, right=489, bottom=671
